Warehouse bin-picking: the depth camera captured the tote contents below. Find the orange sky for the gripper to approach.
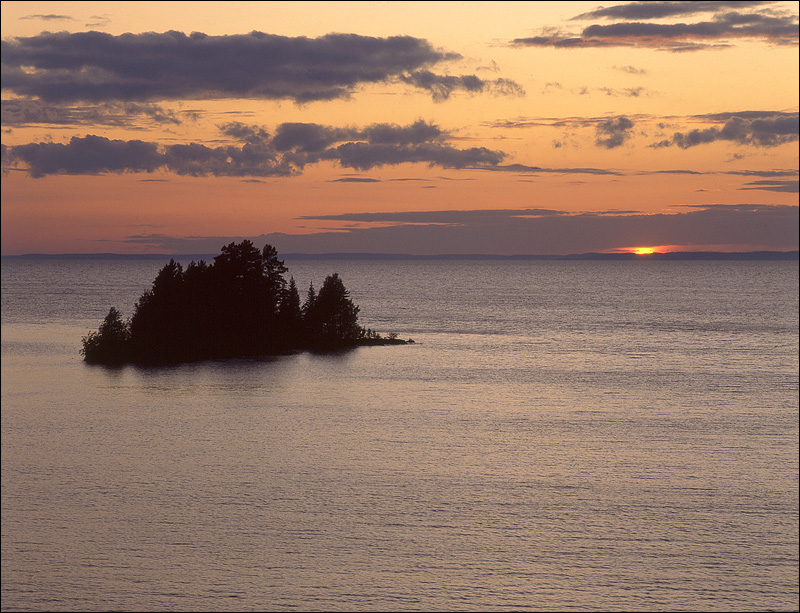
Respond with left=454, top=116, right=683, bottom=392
left=1, top=1, right=798, bottom=255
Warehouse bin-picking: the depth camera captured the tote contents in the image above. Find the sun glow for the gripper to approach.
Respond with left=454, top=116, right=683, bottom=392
left=631, top=247, right=657, bottom=255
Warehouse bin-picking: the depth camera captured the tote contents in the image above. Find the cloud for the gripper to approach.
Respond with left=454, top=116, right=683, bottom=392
left=613, top=65, right=648, bottom=74
left=697, top=110, right=799, bottom=121
left=488, top=110, right=798, bottom=152
left=331, top=177, right=381, bottom=183
left=486, top=163, right=624, bottom=176
left=85, top=15, right=111, bottom=28
left=360, top=120, right=447, bottom=145
left=572, top=1, right=775, bottom=21
left=738, top=179, right=799, bottom=192
left=119, top=204, right=799, bottom=255
left=398, top=70, right=525, bottom=101
left=218, top=122, right=271, bottom=146
left=2, top=120, right=508, bottom=178
left=298, top=208, right=566, bottom=224
left=1, top=30, right=522, bottom=103
left=726, top=168, right=799, bottom=177
left=595, top=116, right=635, bottom=148
left=19, top=14, right=75, bottom=22
left=319, top=142, right=505, bottom=171
left=267, top=119, right=446, bottom=156
left=1, top=99, right=183, bottom=127
left=6, top=135, right=162, bottom=177
left=651, top=111, right=799, bottom=148
left=511, top=3, right=798, bottom=51
left=270, top=123, right=355, bottom=154
left=486, top=114, right=649, bottom=130
left=598, top=86, right=647, bottom=97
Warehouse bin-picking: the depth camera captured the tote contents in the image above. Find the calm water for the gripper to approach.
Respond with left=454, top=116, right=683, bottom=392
left=2, top=257, right=798, bottom=612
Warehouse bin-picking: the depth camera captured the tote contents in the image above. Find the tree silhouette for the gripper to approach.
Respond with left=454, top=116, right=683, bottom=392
left=81, top=242, right=408, bottom=365
left=277, top=276, right=303, bottom=349
left=305, top=273, right=363, bottom=349
left=129, top=259, right=187, bottom=363
left=81, top=307, right=131, bottom=364
left=207, top=240, right=287, bottom=357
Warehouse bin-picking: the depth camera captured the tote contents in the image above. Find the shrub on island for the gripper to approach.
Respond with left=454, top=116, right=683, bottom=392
left=81, top=241, right=410, bottom=365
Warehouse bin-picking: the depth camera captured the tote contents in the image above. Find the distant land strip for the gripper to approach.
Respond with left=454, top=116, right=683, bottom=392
left=5, top=251, right=799, bottom=261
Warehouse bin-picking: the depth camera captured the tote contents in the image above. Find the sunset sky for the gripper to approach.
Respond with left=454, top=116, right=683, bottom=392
left=1, top=0, right=798, bottom=255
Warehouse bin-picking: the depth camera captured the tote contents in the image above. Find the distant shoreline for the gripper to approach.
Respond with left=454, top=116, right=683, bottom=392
left=3, top=251, right=798, bottom=261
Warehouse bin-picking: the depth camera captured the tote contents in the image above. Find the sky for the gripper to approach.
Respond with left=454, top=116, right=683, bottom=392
left=1, top=0, right=798, bottom=256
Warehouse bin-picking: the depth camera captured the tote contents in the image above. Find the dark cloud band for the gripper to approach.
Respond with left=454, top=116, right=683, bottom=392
left=1, top=30, right=522, bottom=103
left=572, top=1, right=774, bottom=21
left=651, top=112, right=799, bottom=148
left=512, top=4, right=798, bottom=51
left=1, top=120, right=507, bottom=178
left=120, top=204, right=799, bottom=255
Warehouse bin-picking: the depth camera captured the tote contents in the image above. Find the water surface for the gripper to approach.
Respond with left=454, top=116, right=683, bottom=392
left=2, top=258, right=798, bottom=611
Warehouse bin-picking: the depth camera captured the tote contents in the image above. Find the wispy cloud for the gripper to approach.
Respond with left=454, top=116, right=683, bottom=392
left=85, top=15, right=111, bottom=28
left=19, top=14, right=75, bottom=22
left=482, top=164, right=624, bottom=176
left=738, top=178, right=799, bottom=192
left=398, top=70, right=524, bottom=101
left=598, top=87, right=649, bottom=97
left=613, top=65, right=649, bottom=74
left=330, top=177, right=381, bottom=183
left=486, top=111, right=799, bottom=150
left=298, top=208, right=566, bottom=224
left=0, top=99, right=184, bottom=127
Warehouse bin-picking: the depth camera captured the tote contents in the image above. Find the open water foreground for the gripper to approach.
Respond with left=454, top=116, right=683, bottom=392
left=1, top=257, right=798, bottom=612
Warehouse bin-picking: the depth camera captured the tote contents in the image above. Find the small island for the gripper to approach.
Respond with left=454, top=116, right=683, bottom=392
left=81, top=241, right=411, bottom=365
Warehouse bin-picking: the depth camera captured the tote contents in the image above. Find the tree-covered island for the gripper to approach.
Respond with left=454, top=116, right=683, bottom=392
left=81, top=241, right=411, bottom=365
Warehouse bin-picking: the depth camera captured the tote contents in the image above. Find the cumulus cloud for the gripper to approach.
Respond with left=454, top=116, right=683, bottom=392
left=2, top=120, right=507, bottom=178
left=595, top=116, right=635, bottom=148
left=6, top=135, right=162, bottom=177
left=651, top=111, right=799, bottom=148
left=319, top=142, right=504, bottom=171
left=218, top=122, right=271, bottom=146
left=1, top=30, right=523, bottom=103
left=511, top=2, right=798, bottom=51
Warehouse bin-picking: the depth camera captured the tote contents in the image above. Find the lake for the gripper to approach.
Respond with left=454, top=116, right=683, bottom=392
left=2, top=256, right=798, bottom=611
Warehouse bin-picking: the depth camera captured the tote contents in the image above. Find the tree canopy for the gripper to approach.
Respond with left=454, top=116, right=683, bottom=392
left=81, top=241, right=409, bottom=365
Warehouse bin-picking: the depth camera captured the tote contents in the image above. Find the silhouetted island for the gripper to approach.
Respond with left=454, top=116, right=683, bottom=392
left=81, top=241, right=411, bottom=365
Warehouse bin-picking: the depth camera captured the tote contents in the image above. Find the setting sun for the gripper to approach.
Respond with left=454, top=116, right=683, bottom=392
left=632, top=247, right=657, bottom=255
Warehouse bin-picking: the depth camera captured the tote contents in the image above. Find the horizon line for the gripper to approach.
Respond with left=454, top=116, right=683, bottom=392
left=3, top=250, right=798, bottom=261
